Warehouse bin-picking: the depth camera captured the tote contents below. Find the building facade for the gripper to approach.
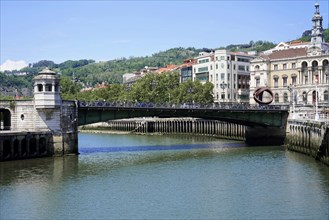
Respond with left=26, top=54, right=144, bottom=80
left=0, top=68, right=78, bottom=160
left=190, top=50, right=254, bottom=103
left=249, top=3, right=329, bottom=107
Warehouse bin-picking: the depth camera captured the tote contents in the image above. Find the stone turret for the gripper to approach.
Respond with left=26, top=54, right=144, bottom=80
left=33, top=68, right=61, bottom=109
left=311, top=2, right=324, bottom=45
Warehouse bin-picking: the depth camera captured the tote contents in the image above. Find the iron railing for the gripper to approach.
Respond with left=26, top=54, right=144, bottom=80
left=78, top=101, right=289, bottom=111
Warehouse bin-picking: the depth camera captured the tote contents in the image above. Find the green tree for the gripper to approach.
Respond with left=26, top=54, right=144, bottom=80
left=60, top=76, right=83, bottom=100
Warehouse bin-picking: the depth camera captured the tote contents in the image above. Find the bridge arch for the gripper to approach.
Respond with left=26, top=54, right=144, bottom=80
left=0, top=108, right=11, bottom=130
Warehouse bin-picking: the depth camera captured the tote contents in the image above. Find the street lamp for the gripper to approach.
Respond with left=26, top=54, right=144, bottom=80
left=220, top=81, right=227, bottom=102
left=315, top=79, right=319, bottom=121
left=188, top=87, right=193, bottom=107
left=288, top=84, right=296, bottom=119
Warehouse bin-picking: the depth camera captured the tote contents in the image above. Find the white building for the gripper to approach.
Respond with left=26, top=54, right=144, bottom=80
left=192, top=50, right=255, bottom=103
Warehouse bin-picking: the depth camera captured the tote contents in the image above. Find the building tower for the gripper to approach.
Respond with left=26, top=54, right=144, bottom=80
left=311, top=2, right=324, bottom=45
left=33, top=68, right=61, bottom=109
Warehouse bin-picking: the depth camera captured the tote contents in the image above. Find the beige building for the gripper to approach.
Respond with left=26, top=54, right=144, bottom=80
left=192, top=50, right=254, bottom=103
left=250, top=3, right=329, bottom=107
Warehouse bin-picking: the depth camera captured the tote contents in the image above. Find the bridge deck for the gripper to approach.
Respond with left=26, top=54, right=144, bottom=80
left=78, top=102, right=289, bottom=127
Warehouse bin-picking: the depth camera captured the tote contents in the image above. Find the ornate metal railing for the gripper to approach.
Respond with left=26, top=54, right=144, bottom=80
left=78, top=101, right=289, bottom=111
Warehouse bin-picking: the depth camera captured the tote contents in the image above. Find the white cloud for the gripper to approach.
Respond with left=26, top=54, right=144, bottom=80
left=0, top=60, right=28, bottom=71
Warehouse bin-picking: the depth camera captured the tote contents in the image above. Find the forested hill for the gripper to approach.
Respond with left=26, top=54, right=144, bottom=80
left=0, top=41, right=276, bottom=97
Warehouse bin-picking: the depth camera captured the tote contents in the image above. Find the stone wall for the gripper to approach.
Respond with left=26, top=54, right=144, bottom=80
left=0, top=131, right=53, bottom=161
left=286, top=119, right=329, bottom=165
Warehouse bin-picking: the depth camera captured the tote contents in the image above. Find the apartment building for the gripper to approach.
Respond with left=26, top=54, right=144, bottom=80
left=190, top=50, right=254, bottom=103
left=249, top=3, right=329, bottom=106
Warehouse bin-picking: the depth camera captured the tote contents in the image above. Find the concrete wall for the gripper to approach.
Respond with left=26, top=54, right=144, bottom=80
left=286, top=119, right=329, bottom=165
left=0, top=131, right=53, bottom=161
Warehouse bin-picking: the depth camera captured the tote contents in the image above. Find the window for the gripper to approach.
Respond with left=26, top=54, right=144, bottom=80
left=221, top=73, right=225, bottom=80
left=197, top=67, right=208, bottom=72
left=255, top=65, right=260, bottom=70
left=274, top=78, right=278, bottom=88
left=227, top=73, right=230, bottom=81
left=303, top=91, right=307, bottom=103
left=324, top=91, right=328, bottom=101
left=292, top=63, right=296, bottom=69
left=283, top=77, right=287, bottom=87
left=198, top=58, right=209, bottom=64
left=305, top=76, right=308, bottom=84
left=45, top=84, right=52, bottom=92
left=292, top=76, right=297, bottom=85
left=238, top=65, right=245, bottom=71
left=234, top=64, right=236, bottom=70
left=274, top=64, right=278, bottom=70
left=216, top=73, right=218, bottom=81
left=216, top=64, right=218, bottom=69
left=227, top=64, right=230, bottom=69
left=256, top=78, right=260, bottom=87
left=38, top=84, right=43, bottom=92
left=210, top=65, right=213, bottom=70
left=283, top=93, right=288, bottom=103
left=275, top=93, right=279, bottom=103
left=283, top=63, right=287, bottom=69
left=210, top=75, right=213, bottom=82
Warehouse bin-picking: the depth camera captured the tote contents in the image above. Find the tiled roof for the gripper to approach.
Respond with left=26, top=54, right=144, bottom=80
left=267, top=48, right=307, bottom=60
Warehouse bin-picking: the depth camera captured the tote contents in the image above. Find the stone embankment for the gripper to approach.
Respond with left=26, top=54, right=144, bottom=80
left=81, top=117, right=329, bottom=166
left=286, top=119, right=329, bottom=165
left=80, top=118, right=246, bottom=141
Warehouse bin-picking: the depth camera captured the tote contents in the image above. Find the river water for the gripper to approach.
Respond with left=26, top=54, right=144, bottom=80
left=0, top=133, right=328, bottom=219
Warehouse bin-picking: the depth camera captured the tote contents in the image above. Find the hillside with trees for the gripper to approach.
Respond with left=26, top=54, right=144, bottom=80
left=1, top=31, right=328, bottom=100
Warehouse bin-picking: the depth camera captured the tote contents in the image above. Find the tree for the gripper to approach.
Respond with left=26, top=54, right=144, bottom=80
left=60, top=76, right=83, bottom=100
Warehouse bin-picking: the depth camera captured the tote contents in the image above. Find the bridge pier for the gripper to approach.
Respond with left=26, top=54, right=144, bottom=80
left=245, top=126, right=286, bottom=146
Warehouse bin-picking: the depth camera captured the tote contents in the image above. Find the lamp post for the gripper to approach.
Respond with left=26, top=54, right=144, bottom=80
left=220, top=81, right=227, bottom=102
left=188, top=87, right=193, bottom=107
left=315, top=79, right=319, bottom=121
left=288, top=84, right=296, bottom=119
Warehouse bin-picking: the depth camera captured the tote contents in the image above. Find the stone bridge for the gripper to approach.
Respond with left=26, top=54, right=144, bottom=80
left=78, top=101, right=289, bottom=145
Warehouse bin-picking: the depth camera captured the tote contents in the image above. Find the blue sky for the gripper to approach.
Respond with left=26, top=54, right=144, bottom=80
left=1, top=0, right=328, bottom=68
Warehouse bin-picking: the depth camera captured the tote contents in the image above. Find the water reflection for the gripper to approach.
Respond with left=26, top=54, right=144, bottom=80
left=0, top=134, right=328, bottom=219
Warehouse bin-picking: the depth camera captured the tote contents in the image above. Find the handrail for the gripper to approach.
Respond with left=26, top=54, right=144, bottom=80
left=77, top=100, right=289, bottom=111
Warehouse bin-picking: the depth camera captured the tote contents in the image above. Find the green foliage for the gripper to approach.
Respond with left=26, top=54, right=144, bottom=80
left=324, top=29, right=329, bottom=42
left=72, top=71, right=213, bottom=104
left=60, top=76, right=83, bottom=100
left=298, top=35, right=311, bottom=42
left=298, top=29, right=329, bottom=42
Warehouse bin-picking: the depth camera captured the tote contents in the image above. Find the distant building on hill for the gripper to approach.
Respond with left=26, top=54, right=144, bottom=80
left=122, top=66, right=159, bottom=88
